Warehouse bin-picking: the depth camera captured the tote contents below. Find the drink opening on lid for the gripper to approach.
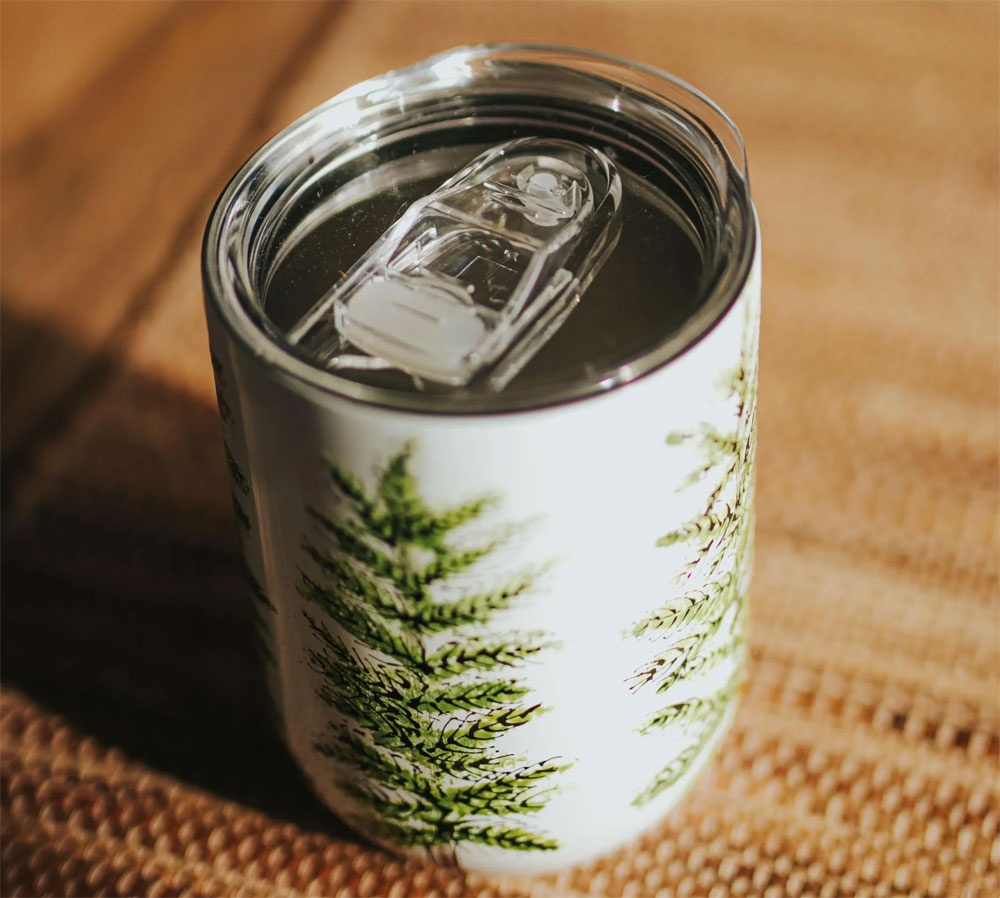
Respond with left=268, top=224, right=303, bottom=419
left=205, top=45, right=756, bottom=413
left=286, top=138, right=623, bottom=390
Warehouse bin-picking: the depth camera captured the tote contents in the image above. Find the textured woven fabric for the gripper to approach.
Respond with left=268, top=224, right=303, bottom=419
left=2, top=2, right=998, bottom=896
left=2, top=278, right=997, bottom=896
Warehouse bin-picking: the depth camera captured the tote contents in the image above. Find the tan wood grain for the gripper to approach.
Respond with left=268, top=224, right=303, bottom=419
left=0, top=0, right=338, bottom=461
left=0, top=0, right=175, bottom=149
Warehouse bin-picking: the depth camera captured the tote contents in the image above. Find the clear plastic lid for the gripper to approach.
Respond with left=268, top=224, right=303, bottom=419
left=286, top=138, right=622, bottom=390
left=203, top=45, right=754, bottom=413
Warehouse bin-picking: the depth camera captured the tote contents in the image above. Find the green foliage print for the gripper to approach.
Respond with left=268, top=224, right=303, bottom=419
left=632, top=670, right=742, bottom=807
left=244, top=559, right=278, bottom=666
left=627, top=303, right=759, bottom=808
left=210, top=350, right=278, bottom=672
left=210, top=351, right=233, bottom=424
left=302, top=444, right=565, bottom=857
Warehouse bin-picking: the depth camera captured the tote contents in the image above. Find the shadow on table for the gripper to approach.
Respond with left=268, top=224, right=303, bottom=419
left=0, top=308, right=350, bottom=838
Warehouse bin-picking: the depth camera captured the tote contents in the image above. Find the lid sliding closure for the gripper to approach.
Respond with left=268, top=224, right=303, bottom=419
left=287, top=138, right=622, bottom=390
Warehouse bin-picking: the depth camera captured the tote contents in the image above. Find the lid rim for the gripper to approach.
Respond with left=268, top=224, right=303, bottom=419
left=202, top=43, right=756, bottom=417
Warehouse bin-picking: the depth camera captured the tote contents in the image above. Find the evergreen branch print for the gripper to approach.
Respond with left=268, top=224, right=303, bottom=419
left=629, top=634, right=709, bottom=695
left=411, top=544, right=500, bottom=586
left=627, top=300, right=758, bottom=806
left=302, top=547, right=411, bottom=617
left=631, top=685, right=733, bottom=807
left=663, top=633, right=745, bottom=692
left=307, top=510, right=406, bottom=584
left=629, top=583, right=741, bottom=696
left=210, top=352, right=233, bottom=424
left=224, top=441, right=250, bottom=495
left=315, top=730, right=435, bottom=796
left=301, top=445, right=565, bottom=854
left=363, top=817, right=444, bottom=850
left=212, top=352, right=279, bottom=686
left=231, top=493, right=252, bottom=532
left=418, top=680, right=531, bottom=714
left=453, top=823, right=560, bottom=852
left=350, top=791, right=458, bottom=828
left=631, top=740, right=702, bottom=808
left=626, top=573, right=734, bottom=637
left=638, top=671, right=742, bottom=736
left=439, top=760, right=568, bottom=816
left=323, top=720, right=512, bottom=774
left=244, top=561, right=277, bottom=613
left=302, top=545, right=535, bottom=635
left=368, top=817, right=560, bottom=852
left=301, top=572, right=425, bottom=667
left=437, top=704, right=547, bottom=750
left=422, top=634, right=555, bottom=679
left=405, top=575, right=535, bottom=633
left=375, top=443, right=496, bottom=548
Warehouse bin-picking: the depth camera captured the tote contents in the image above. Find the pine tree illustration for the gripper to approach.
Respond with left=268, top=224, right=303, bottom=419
left=244, top=560, right=278, bottom=666
left=301, top=443, right=565, bottom=858
left=210, top=352, right=233, bottom=424
left=627, top=305, right=758, bottom=808
left=211, top=351, right=278, bottom=672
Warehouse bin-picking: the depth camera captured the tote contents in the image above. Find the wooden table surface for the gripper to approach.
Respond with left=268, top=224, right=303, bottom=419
left=2, top=3, right=998, bottom=898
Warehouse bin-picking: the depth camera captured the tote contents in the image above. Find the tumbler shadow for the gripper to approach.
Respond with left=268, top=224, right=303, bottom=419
left=1, top=309, right=350, bottom=837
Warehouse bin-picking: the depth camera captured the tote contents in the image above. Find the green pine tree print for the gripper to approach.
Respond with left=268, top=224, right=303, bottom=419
left=628, top=305, right=758, bottom=808
left=211, top=351, right=278, bottom=672
left=301, top=443, right=565, bottom=858
left=210, top=352, right=233, bottom=424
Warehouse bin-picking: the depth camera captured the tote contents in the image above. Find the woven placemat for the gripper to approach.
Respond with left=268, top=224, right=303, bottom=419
left=2, top=247, right=998, bottom=897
